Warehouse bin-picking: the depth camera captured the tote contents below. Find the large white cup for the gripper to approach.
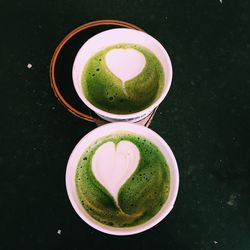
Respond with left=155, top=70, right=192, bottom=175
left=66, top=122, right=179, bottom=235
left=72, top=28, right=173, bottom=122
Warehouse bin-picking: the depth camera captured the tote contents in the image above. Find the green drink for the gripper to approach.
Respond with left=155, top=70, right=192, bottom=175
left=75, top=132, right=170, bottom=227
left=81, top=43, right=165, bottom=114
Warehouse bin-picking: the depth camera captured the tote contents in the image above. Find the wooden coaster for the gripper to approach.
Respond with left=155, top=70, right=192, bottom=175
left=50, top=19, right=156, bottom=127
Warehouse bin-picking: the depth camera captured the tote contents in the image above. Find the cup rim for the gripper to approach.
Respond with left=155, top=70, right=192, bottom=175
left=72, top=28, right=173, bottom=120
left=65, top=122, right=179, bottom=235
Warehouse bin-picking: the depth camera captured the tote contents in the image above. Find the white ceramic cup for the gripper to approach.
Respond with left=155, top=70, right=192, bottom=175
left=72, top=28, right=173, bottom=122
left=66, top=122, right=179, bottom=235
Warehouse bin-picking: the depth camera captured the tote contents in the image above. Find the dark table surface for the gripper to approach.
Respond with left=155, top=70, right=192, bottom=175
left=1, top=1, right=250, bottom=249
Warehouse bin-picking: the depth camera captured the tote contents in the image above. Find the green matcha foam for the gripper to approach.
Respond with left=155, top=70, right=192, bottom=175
left=81, top=43, right=165, bottom=114
left=75, top=133, right=170, bottom=227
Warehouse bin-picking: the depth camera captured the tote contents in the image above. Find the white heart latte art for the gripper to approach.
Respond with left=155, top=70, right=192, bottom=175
left=92, top=141, right=140, bottom=203
left=105, top=49, right=146, bottom=95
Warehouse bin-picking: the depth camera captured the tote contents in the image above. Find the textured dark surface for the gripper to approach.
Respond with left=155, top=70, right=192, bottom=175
left=0, top=1, right=250, bottom=249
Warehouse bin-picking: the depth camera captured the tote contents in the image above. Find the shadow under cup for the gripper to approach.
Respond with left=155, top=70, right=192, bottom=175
left=72, top=28, right=173, bottom=122
left=65, top=123, right=179, bottom=235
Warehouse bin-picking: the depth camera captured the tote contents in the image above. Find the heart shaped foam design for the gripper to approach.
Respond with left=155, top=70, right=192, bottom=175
left=92, top=141, right=140, bottom=203
left=105, top=48, right=146, bottom=83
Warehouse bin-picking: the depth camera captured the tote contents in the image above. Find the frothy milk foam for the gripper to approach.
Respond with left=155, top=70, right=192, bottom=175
left=105, top=49, right=146, bottom=95
left=92, top=141, right=140, bottom=203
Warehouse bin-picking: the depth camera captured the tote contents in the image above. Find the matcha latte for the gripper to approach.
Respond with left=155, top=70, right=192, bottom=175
left=75, top=133, right=170, bottom=227
left=81, top=43, right=165, bottom=114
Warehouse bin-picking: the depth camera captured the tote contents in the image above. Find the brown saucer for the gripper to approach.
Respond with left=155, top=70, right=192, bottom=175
left=50, top=19, right=156, bottom=127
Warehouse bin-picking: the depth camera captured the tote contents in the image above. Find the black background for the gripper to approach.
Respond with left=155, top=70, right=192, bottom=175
left=0, top=1, right=250, bottom=249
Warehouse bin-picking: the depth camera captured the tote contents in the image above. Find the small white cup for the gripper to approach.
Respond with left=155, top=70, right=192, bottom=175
left=66, top=122, right=179, bottom=235
left=72, top=28, right=173, bottom=122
